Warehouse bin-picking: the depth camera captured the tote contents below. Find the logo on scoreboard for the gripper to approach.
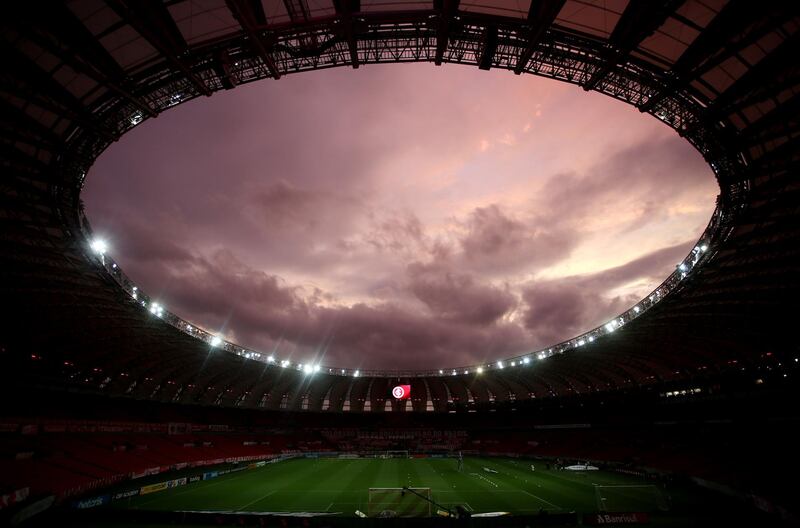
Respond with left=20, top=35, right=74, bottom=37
left=392, top=385, right=411, bottom=400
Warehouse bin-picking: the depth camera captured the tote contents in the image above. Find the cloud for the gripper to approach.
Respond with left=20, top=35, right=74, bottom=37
left=82, top=64, right=716, bottom=369
left=406, top=261, right=516, bottom=324
left=521, top=240, right=695, bottom=346
left=459, top=205, right=575, bottom=274
left=536, top=134, right=714, bottom=233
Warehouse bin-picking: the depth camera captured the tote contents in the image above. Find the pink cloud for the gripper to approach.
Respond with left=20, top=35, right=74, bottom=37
left=83, top=64, right=717, bottom=369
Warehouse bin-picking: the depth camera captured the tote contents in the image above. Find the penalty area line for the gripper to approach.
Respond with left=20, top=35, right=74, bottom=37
left=521, top=489, right=561, bottom=510
left=237, top=490, right=277, bottom=511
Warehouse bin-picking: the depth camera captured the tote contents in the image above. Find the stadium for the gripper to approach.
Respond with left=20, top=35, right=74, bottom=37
left=1, top=0, right=798, bottom=526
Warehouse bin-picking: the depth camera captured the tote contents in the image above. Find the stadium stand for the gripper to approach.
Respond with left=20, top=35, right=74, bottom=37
left=2, top=0, right=799, bottom=525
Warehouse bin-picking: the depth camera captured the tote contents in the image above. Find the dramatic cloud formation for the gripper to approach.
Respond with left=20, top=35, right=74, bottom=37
left=84, top=64, right=717, bottom=369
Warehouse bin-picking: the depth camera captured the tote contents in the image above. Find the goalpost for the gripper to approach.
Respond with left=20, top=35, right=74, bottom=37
left=594, top=484, right=669, bottom=512
left=381, top=450, right=410, bottom=459
left=367, top=488, right=432, bottom=517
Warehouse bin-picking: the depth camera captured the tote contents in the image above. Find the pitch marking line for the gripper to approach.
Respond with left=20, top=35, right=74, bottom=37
left=469, top=472, right=499, bottom=487
left=521, top=489, right=561, bottom=510
left=237, top=490, right=277, bottom=511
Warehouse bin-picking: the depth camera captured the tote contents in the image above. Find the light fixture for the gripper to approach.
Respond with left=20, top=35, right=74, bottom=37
left=90, top=238, right=107, bottom=255
left=210, top=336, right=222, bottom=347
left=149, top=302, right=163, bottom=317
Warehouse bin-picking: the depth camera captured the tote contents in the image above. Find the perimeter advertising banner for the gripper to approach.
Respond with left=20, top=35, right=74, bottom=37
left=584, top=512, right=649, bottom=525
left=71, top=495, right=110, bottom=509
left=140, top=482, right=168, bottom=495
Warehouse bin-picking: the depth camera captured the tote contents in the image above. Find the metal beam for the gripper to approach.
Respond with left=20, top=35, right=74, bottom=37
left=0, top=43, right=117, bottom=141
left=20, top=29, right=157, bottom=119
left=434, top=0, right=460, bottom=66
left=739, top=92, right=800, bottom=146
left=333, top=0, right=361, bottom=68
left=225, top=0, right=281, bottom=79
left=583, top=0, right=683, bottom=91
left=106, top=0, right=211, bottom=96
left=283, top=0, right=311, bottom=22
left=709, top=32, right=800, bottom=115
left=514, top=0, right=565, bottom=75
left=478, top=24, right=498, bottom=71
left=0, top=98, right=63, bottom=148
left=639, top=1, right=775, bottom=113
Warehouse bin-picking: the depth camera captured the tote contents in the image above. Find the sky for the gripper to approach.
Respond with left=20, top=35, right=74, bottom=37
left=83, top=63, right=718, bottom=370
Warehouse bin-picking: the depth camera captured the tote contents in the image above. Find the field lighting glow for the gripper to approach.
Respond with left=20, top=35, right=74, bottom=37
left=210, top=336, right=222, bottom=347
left=149, top=302, right=163, bottom=317
left=90, top=238, right=108, bottom=255
left=303, top=364, right=313, bottom=374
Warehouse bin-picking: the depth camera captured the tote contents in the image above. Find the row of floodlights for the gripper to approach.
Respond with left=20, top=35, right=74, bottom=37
left=88, top=237, right=708, bottom=378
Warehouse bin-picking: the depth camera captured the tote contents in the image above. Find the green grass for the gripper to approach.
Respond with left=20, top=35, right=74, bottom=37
left=115, top=457, right=671, bottom=517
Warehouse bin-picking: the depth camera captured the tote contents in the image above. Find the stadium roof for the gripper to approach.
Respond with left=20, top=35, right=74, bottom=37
left=1, top=0, right=798, bottom=412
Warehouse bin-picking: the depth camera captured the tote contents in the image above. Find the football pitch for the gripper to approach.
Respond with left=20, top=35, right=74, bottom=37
left=116, top=456, right=670, bottom=517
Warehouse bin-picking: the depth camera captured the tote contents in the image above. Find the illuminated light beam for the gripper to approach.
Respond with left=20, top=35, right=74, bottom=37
left=90, top=238, right=108, bottom=254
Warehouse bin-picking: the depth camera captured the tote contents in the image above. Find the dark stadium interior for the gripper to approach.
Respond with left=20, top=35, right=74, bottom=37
left=1, top=0, right=799, bottom=526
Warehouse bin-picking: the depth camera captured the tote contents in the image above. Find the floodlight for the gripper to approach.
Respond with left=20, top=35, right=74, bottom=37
left=633, top=306, right=641, bottom=313
left=210, top=336, right=222, bottom=347
left=314, top=364, right=321, bottom=373
left=354, top=370, right=360, bottom=377
left=303, top=364, right=312, bottom=374
left=477, top=367, right=483, bottom=374
left=90, top=238, right=107, bottom=255
left=267, top=355, right=275, bottom=363
left=523, top=357, right=530, bottom=364
left=496, top=361, right=504, bottom=369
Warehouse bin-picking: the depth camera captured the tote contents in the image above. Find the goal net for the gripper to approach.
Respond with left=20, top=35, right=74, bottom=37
left=381, top=450, right=410, bottom=459
left=367, top=488, right=432, bottom=517
left=594, top=485, right=669, bottom=512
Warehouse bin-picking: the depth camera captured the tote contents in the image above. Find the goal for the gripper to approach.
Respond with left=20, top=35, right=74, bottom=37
left=381, top=450, right=410, bottom=458
left=367, top=487, right=432, bottom=517
left=594, top=484, right=669, bottom=512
